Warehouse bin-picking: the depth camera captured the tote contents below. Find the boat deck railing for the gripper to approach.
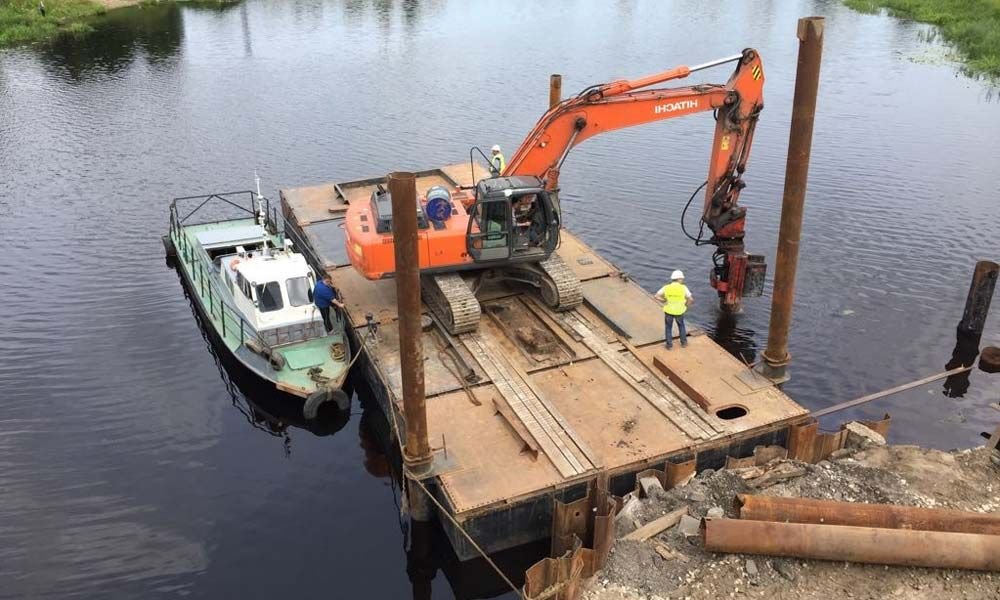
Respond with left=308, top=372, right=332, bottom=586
left=169, top=191, right=346, bottom=352
left=169, top=191, right=283, bottom=351
left=169, top=190, right=277, bottom=228
left=173, top=226, right=272, bottom=350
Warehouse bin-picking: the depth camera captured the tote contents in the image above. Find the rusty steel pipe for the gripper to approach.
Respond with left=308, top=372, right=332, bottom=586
left=736, top=494, right=1000, bottom=535
left=549, top=74, right=563, bottom=109
left=761, top=16, right=825, bottom=382
left=389, top=171, right=433, bottom=474
left=981, top=346, right=1000, bottom=373
left=703, top=518, right=1000, bottom=571
left=959, top=260, right=998, bottom=337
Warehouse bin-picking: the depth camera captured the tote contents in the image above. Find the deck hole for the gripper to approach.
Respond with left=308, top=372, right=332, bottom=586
left=574, top=511, right=581, bottom=518
left=715, top=406, right=748, bottom=420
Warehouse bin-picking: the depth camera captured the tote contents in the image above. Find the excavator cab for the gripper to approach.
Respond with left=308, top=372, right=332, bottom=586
left=466, top=176, right=559, bottom=263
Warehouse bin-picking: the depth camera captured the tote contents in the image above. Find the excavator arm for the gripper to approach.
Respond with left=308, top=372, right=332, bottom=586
left=503, top=49, right=766, bottom=310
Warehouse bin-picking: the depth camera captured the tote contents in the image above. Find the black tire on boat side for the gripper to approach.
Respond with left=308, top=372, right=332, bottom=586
left=303, top=388, right=350, bottom=419
left=328, top=389, right=350, bottom=411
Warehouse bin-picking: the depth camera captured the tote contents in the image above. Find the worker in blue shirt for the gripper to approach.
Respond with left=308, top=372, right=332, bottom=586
left=314, top=274, right=344, bottom=333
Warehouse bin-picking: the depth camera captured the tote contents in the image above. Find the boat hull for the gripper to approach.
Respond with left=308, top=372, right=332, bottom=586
left=166, top=197, right=351, bottom=417
left=176, top=262, right=353, bottom=425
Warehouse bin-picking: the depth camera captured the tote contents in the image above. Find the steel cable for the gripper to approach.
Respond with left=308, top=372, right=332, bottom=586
left=356, top=330, right=525, bottom=599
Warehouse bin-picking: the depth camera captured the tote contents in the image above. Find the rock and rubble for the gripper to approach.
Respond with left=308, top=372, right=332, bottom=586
left=583, top=433, right=1000, bottom=600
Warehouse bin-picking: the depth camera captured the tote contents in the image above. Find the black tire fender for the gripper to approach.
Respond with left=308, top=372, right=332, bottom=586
left=303, top=388, right=350, bottom=419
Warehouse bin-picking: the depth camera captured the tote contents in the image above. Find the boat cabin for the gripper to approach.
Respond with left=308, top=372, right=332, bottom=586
left=197, top=224, right=328, bottom=344
left=222, top=249, right=322, bottom=335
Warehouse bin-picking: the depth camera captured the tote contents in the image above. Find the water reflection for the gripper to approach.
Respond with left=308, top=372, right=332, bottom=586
left=352, top=376, right=532, bottom=600
left=402, top=510, right=544, bottom=600
left=707, top=310, right=759, bottom=366
left=184, top=0, right=244, bottom=12
left=417, top=525, right=546, bottom=600
left=943, top=327, right=981, bottom=398
left=239, top=1, right=253, bottom=57
left=359, top=406, right=394, bottom=478
left=41, top=3, right=184, bottom=80
left=400, top=0, right=422, bottom=30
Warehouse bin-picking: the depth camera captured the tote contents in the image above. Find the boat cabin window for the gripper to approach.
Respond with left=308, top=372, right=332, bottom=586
left=255, top=281, right=284, bottom=312
left=286, top=276, right=313, bottom=307
left=236, top=272, right=252, bottom=300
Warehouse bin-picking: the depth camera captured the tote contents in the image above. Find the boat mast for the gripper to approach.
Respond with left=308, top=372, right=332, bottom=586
left=254, top=170, right=270, bottom=255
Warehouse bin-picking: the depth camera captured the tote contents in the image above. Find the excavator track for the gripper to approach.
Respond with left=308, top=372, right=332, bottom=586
left=501, top=254, right=583, bottom=311
left=421, top=273, right=481, bottom=335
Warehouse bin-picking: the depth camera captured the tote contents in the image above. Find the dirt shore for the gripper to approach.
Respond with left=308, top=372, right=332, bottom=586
left=584, top=440, right=999, bottom=600
left=94, top=0, right=140, bottom=9
left=95, top=0, right=236, bottom=8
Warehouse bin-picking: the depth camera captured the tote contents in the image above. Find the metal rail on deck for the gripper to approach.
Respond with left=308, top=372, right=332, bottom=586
left=168, top=191, right=285, bottom=351
left=172, top=228, right=270, bottom=349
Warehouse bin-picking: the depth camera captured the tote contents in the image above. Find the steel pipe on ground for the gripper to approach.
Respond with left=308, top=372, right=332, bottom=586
left=736, top=494, right=1000, bottom=535
left=703, top=518, right=1000, bottom=571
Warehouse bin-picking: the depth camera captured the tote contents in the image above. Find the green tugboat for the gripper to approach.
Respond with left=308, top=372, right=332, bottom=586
left=165, top=185, right=351, bottom=418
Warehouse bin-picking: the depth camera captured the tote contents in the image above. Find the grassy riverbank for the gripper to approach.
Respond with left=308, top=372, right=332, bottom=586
left=845, top=0, right=1000, bottom=79
left=0, top=0, right=237, bottom=47
left=0, top=0, right=106, bottom=46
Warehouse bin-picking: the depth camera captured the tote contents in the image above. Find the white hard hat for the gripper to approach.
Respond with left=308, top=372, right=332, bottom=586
left=491, top=144, right=501, bottom=153
left=671, top=270, right=685, bottom=280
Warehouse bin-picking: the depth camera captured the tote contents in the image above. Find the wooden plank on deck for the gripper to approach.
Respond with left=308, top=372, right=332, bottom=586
left=462, top=331, right=595, bottom=478
left=554, top=310, right=717, bottom=440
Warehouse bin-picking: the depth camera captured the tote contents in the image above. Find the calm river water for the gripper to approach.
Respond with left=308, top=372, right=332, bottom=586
left=1, top=0, right=998, bottom=598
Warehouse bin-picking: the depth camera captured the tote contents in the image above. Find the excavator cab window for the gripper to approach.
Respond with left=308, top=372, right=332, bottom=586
left=511, top=192, right=550, bottom=254
left=467, top=199, right=511, bottom=262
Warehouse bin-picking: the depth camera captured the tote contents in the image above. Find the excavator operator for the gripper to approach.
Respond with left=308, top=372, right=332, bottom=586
left=514, top=194, right=546, bottom=248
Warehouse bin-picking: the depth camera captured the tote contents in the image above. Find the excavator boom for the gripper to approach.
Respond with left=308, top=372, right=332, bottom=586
left=343, top=48, right=767, bottom=333
left=503, top=49, right=766, bottom=310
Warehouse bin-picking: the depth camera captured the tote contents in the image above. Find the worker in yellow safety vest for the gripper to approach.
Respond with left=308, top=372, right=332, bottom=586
left=490, top=144, right=506, bottom=176
left=654, top=270, right=693, bottom=350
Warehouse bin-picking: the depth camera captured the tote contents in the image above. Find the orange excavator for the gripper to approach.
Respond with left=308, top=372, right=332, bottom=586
left=345, top=48, right=766, bottom=334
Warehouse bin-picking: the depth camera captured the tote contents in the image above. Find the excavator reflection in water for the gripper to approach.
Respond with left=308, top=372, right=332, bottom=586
left=345, top=48, right=768, bottom=335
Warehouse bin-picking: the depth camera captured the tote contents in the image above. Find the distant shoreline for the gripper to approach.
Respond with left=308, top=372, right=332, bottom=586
left=844, top=0, right=1000, bottom=80
left=0, top=0, right=238, bottom=48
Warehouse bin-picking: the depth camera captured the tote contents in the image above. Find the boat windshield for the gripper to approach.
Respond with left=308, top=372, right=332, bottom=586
left=286, top=276, right=313, bottom=307
left=255, top=281, right=284, bottom=312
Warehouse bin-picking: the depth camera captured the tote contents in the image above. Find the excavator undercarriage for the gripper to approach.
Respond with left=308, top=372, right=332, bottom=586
left=421, top=254, right=582, bottom=335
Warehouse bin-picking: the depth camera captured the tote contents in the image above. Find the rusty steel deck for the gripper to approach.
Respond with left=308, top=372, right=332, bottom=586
left=280, top=163, right=809, bottom=557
